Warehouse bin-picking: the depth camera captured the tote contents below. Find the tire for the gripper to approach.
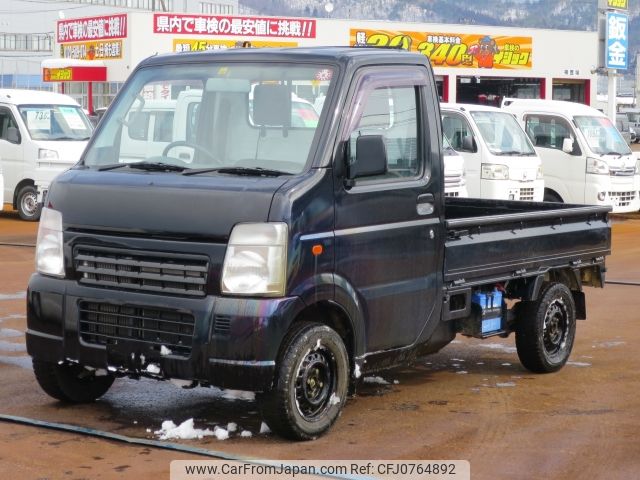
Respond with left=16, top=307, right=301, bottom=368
left=33, top=360, right=115, bottom=403
left=258, top=322, right=349, bottom=440
left=515, top=282, right=576, bottom=373
left=543, top=190, right=563, bottom=203
left=16, top=185, right=41, bottom=221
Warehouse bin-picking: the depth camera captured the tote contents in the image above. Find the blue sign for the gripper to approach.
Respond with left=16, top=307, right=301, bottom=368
left=606, top=11, right=629, bottom=69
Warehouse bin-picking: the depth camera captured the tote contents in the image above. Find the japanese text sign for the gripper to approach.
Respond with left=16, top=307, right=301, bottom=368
left=606, top=11, right=628, bottom=69
left=607, top=0, right=628, bottom=10
left=57, top=14, right=127, bottom=43
left=154, top=14, right=316, bottom=38
left=351, top=29, right=532, bottom=69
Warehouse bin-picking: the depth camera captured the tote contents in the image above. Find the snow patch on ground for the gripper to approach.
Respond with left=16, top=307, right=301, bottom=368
left=0, top=292, right=27, bottom=301
left=0, top=328, right=23, bottom=338
left=0, top=341, right=26, bottom=352
left=155, top=419, right=216, bottom=440
left=329, top=393, right=340, bottom=406
left=170, top=379, right=193, bottom=388
left=240, top=430, right=253, bottom=438
left=456, top=371, right=468, bottom=375
left=145, top=364, right=161, bottom=374
left=227, top=422, right=237, bottom=433
left=592, top=341, right=625, bottom=349
left=451, top=358, right=465, bottom=362
left=161, top=346, right=173, bottom=356
left=478, top=343, right=517, bottom=353
left=260, top=422, right=271, bottom=434
left=363, top=376, right=389, bottom=385
left=501, top=363, right=512, bottom=366
left=567, top=361, right=591, bottom=367
left=496, top=382, right=516, bottom=388
left=220, top=389, right=256, bottom=401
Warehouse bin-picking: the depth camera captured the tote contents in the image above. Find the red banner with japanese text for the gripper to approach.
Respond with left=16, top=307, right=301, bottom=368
left=350, top=29, right=532, bottom=70
left=154, top=14, right=316, bottom=38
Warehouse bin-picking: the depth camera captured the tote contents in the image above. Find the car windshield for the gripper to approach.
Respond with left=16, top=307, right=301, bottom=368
left=83, top=62, right=334, bottom=175
left=470, top=110, right=536, bottom=156
left=574, top=115, right=632, bottom=155
left=18, top=104, right=93, bottom=141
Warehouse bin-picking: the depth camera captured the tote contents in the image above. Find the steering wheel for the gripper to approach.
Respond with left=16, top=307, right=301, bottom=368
left=162, top=141, right=220, bottom=165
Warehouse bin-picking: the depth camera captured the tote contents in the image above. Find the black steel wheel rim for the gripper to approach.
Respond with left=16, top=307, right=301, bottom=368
left=295, top=349, right=334, bottom=419
left=543, top=298, right=569, bottom=355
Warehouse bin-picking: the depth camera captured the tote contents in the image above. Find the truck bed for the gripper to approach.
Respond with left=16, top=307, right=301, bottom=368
left=444, top=197, right=611, bottom=288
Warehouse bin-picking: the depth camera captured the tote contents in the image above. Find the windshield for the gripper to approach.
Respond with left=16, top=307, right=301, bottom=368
left=83, top=62, right=334, bottom=175
left=470, top=111, right=536, bottom=156
left=18, top=104, right=93, bottom=141
left=574, top=115, right=632, bottom=155
left=625, top=112, right=640, bottom=123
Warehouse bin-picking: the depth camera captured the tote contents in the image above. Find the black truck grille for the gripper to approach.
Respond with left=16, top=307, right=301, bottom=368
left=79, top=302, right=195, bottom=356
left=74, top=246, right=209, bottom=297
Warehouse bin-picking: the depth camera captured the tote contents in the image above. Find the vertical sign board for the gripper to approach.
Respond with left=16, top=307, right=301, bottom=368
left=605, top=11, right=628, bottom=70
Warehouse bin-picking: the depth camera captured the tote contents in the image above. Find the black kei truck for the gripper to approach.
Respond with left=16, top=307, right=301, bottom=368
left=27, top=47, right=611, bottom=440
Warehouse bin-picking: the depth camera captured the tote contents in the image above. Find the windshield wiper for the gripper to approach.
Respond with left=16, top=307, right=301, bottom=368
left=98, top=161, right=187, bottom=172
left=183, top=166, right=290, bottom=177
left=601, top=151, right=623, bottom=158
left=493, top=150, right=533, bottom=156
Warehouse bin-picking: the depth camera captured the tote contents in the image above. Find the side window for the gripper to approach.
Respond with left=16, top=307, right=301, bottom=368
left=525, top=114, right=576, bottom=152
left=0, top=108, right=21, bottom=144
left=348, top=85, right=419, bottom=180
left=442, top=113, right=474, bottom=151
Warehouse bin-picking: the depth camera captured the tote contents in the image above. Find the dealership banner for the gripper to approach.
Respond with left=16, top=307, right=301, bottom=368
left=57, top=14, right=127, bottom=43
left=172, top=39, right=297, bottom=52
left=60, top=40, right=123, bottom=60
left=351, top=29, right=532, bottom=69
left=155, top=14, right=315, bottom=38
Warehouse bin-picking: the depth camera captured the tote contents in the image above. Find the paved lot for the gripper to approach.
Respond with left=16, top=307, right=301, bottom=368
left=0, top=208, right=639, bottom=479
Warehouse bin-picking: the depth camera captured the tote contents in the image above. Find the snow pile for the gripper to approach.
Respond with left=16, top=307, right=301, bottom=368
left=329, top=393, right=340, bottom=406
left=160, top=346, right=173, bottom=356
left=240, top=430, right=253, bottom=438
left=363, top=376, right=389, bottom=385
left=145, top=364, right=161, bottom=374
left=155, top=419, right=217, bottom=440
left=260, top=422, right=271, bottom=434
left=354, top=364, right=362, bottom=378
left=496, top=382, right=516, bottom=388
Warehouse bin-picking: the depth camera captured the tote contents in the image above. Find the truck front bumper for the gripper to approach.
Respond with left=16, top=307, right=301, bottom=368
left=26, top=274, right=305, bottom=392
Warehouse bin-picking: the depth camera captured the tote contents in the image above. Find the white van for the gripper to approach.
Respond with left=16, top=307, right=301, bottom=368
left=0, top=89, right=93, bottom=220
left=443, top=134, right=468, bottom=198
left=0, top=163, right=4, bottom=212
left=504, top=99, right=639, bottom=213
left=441, top=103, right=543, bottom=201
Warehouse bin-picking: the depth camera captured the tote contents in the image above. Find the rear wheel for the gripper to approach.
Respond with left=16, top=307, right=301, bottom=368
left=33, top=360, right=115, bottom=403
left=515, top=282, right=576, bottom=373
left=258, top=322, right=349, bottom=440
left=16, top=185, right=41, bottom=221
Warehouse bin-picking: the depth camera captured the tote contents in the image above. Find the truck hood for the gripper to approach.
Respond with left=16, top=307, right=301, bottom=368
left=48, top=169, right=290, bottom=239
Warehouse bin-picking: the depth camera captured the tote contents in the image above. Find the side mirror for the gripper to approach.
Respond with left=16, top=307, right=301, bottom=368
left=347, top=135, right=387, bottom=183
left=462, top=134, right=477, bottom=153
left=562, top=137, right=574, bottom=154
left=7, top=126, right=20, bottom=144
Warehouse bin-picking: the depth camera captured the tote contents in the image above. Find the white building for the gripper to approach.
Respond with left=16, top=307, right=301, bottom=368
left=46, top=11, right=598, bottom=112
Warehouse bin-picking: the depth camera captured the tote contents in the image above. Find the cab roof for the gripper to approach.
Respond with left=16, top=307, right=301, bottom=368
left=139, top=46, right=431, bottom=70
left=503, top=99, right=604, bottom=117
left=0, top=89, right=81, bottom=106
left=441, top=103, right=507, bottom=113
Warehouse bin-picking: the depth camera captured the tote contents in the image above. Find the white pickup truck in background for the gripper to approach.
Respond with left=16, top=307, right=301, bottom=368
left=0, top=89, right=93, bottom=220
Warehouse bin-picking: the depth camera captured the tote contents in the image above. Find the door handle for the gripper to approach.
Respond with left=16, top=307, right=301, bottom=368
left=416, top=193, right=434, bottom=216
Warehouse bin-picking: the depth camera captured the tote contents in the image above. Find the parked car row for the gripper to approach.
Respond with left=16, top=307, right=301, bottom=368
left=442, top=99, right=640, bottom=214
left=2, top=85, right=639, bottom=221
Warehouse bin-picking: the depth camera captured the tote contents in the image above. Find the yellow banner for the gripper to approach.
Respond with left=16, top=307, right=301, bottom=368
left=608, top=0, right=628, bottom=10
left=350, top=29, right=532, bottom=70
left=43, top=68, right=72, bottom=81
left=172, top=39, right=297, bottom=52
left=60, top=40, right=123, bottom=60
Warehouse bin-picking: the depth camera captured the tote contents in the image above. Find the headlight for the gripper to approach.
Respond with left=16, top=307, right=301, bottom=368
left=36, top=207, right=64, bottom=277
left=38, top=149, right=59, bottom=160
left=586, top=157, right=610, bottom=175
left=536, top=165, right=543, bottom=179
left=481, top=164, right=509, bottom=180
left=221, top=223, right=287, bottom=296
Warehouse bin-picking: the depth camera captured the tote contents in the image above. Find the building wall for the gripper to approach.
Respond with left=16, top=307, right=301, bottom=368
left=52, top=12, right=599, bottom=107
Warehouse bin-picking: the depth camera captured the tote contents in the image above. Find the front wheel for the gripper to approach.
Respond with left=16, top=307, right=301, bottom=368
left=515, top=282, right=576, bottom=373
left=33, top=360, right=115, bottom=403
left=16, top=185, right=41, bottom=221
left=258, top=323, right=349, bottom=440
